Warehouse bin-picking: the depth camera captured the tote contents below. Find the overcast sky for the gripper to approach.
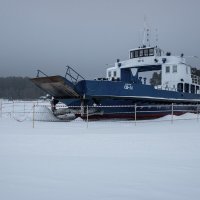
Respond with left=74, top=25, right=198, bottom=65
left=0, top=0, right=200, bottom=78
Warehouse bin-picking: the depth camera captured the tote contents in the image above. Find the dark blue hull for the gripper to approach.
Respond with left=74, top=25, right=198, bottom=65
left=60, top=98, right=198, bottom=120
left=31, top=75, right=200, bottom=120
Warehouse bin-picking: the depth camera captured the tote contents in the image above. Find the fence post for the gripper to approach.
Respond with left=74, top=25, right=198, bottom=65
left=135, top=103, right=137, bottom=126
left=171, top=103, right=174, bottom=124
left=33, top=104, right=35, bottom=128
left=86, top=105, right=89, bottom=128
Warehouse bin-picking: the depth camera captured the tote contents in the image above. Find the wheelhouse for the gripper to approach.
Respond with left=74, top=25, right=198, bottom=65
left=129, top=47, right=162, bottom=59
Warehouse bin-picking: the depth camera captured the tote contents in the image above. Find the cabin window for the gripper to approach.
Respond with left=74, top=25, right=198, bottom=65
left=108, top=71, right=111, bottom=77
left=144, top=49, right=149, bottom=57
left=139, top=49, right=143, bottom=57
left=149, top=48, right=154, bottom=56
left=184, top=83, right=189, bottom=93
left=134, top=50, right=139, bottom=58
left=113, top=71, right=117, bottom=77
left=173, top=65, right=177, bottom=73
left=130, top=51, right=134, bottom=59
left=177, top=83, right=183, bottom=92
left=166, top=66, right=170, bottom=73
left=191, top=84, right=195, bottom=94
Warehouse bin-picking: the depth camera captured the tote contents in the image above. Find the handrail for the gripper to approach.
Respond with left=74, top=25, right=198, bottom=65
left=65, top=65, right=85, bottom=83
left=36, top=70, right=48, bottom=78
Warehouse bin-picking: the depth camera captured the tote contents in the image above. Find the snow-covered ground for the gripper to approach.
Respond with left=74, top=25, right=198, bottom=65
left=0, top=100, right=200, bottom=200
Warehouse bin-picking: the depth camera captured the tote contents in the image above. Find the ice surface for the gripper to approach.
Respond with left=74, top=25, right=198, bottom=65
left=0, top=100, right=200, bottom=200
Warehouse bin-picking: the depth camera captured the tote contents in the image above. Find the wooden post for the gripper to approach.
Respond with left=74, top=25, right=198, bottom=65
left=33, top=104, right=35, bottom=128
left=81, top=100, right=84, bottom=117
left=87, top=105, right=89, bottom=128
left=135, top=103, right=137, bottom=126
left=171, top=103, right=174, bottom=124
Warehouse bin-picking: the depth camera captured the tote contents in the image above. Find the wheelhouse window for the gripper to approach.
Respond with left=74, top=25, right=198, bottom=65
left=144, top=49, right=149, bottom=57
left=113, top=71, right=117, bottom=77
left=139, top=49, right=143, bottom=57
left=177, top=83, right=183, bottom=92
left=134, top=50, right=139, bottom=58
left=130, top=48, right=155, bottom=58
left=149, top=48, right=154, bottom=56
left=166, top=66, right=170, bottom=73
left=130, top=51, right=134, bottom=59
left=108, top=71, right=111, bottom=77
left=173, top=65, right=177, bottom=73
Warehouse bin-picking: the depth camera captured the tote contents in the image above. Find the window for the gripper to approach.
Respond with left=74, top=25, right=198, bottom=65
left=184, top=83, right=189, bottom=93
left=113, top=71, right=117, bottom=77
left=144, top=49, right=148, bottom=57
left=108, top=71, right=111, bottom=77
left=139, top=49, right=143, bottom=57
left=177, top=83, right=183, bottom=92
left=149, top=48, right=154, bottom=56
left=196, top=86, right=199, bottom=94
left=173, top=65, right=177, bottom=73
left=191, top=85, right=195, bottom=94
left=130, top=51, right=134, bottom=59
left=134, top=50, right=139, bottom=58
left=166, top=66, right=170, bottom=73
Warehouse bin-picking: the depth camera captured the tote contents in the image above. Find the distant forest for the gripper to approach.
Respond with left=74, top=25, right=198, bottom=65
left=0, top=77, right=45, bottom=100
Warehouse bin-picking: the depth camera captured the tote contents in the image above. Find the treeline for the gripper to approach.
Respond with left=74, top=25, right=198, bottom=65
left=0, top=77, right=45, bottom=100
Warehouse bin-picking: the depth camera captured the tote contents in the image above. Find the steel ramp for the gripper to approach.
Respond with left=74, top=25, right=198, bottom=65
left=31, top=75, right=80, bottom=98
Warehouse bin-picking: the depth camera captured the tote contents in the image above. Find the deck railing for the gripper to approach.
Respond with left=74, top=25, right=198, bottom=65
left=65, top=66, right=85, bottom=84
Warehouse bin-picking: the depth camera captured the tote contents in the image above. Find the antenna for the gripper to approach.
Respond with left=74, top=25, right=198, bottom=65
left=142, top=16, right=151, bottom=47
left=142, top=16, right=147, bottom=47
left=155, top=28, right=158, bottom=47
left=146, top=28, right=151, bottom=47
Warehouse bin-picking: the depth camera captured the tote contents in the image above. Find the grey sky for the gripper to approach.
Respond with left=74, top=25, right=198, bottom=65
left=0, top=0, right=200, bottom=78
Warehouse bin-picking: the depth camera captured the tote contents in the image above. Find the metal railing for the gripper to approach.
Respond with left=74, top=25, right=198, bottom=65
left=36, top=70, right=49, bottom=78
left=65, top=66, right=85, bottom=84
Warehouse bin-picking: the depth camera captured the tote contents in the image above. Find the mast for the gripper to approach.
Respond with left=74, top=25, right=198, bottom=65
left=142, top=16, right=151, bottom=47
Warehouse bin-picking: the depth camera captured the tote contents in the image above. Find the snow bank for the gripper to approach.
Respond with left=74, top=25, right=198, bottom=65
left=1, top=101, right=200, bottom=200
left=157, top=113, right=198, bottom=121
left=27, top=106, right=60, bottom=122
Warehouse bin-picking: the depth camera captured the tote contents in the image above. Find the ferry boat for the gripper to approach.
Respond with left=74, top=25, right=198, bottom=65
left=31, top=36, right=200, bottom=120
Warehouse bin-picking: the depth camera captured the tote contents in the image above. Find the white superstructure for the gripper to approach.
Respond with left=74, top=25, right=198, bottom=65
left=106, top=46, right=200, bottom=94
